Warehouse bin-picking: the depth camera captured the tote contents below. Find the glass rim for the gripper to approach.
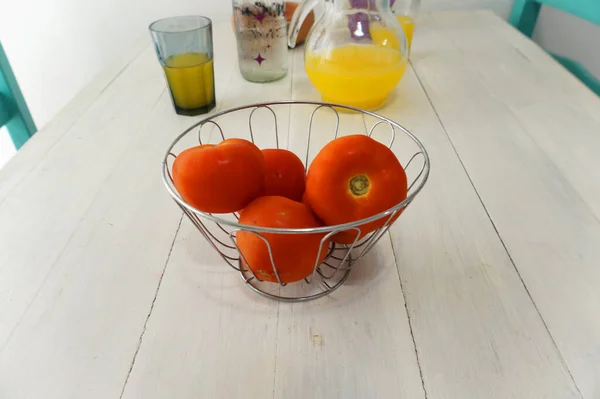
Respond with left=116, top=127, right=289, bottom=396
left=149, top=16, right=212, bottom=34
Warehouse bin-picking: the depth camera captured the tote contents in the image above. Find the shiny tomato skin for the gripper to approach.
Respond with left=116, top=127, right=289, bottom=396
left=305, top=135, right=407, bottom=244
left=237, top=196, right=330, bottom=283
left=173, top=138, right=265, bottom=213
left=262, top=149, right=306, bottom=202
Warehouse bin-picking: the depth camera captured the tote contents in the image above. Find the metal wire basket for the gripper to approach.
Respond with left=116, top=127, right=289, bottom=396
left=162, top=100, right=430, bottom=302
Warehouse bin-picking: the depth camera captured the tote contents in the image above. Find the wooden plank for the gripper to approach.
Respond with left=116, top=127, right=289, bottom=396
left=451, top=11, right=600, bottom=224
left=0, top=44, right=165, bottom=349
left=374, top=63, right=580, bottom=397
left=120, top=35, right=293, bottom=399
left=120, top=217, right=279, bottom=399
left=0, top=23, right=237, bottom=398
left=270, top=48, right=425, bottom=399
left=0, top=93, right=182, bottom=398
left=273, top=236, right=426, bottom=399
left=411, top=10, right=600, bottom=397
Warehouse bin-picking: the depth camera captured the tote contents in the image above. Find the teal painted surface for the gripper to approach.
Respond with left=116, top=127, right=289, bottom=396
left=552, top=53, right=600, bottom=95
left=0, top=42, right=36, bottom=150
left=509, top=0, right=542, bottom=37
left=510, top=0, right=600, bottom=95
left=0, top=94, right=13, bottom=127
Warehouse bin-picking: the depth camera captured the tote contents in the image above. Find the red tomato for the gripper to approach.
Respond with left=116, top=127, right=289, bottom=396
left=173, top=138, right=265, bottom=213
left=262, top=149, right=306, bottom=202
left=305, top=135, right=407, bottom=244
left=237, top=196, right=330, bottom=283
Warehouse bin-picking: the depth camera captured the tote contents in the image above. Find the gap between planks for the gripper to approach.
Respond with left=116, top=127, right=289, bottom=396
left=119, top=215, right=184, bottom=399
left=359, top=100, right=427, bottom=398
left=389, top=229, right=428, bottom=398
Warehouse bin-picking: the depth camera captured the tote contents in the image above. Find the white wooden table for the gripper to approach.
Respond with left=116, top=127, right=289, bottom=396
left=2, top=10, right=600, bottom=399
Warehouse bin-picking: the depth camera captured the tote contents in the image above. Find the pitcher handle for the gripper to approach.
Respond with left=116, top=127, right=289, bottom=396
left=288, top=0, right=320, bottom=48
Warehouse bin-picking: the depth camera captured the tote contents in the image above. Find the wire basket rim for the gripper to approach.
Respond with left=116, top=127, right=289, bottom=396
left=161, top=100, right=430, bottom=235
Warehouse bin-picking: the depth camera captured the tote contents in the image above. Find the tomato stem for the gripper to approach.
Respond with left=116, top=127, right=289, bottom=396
left=349, top=175, right=370, bottom=197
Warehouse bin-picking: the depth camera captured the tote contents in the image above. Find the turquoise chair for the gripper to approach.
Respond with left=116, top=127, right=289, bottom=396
left=510, top=0, right=600, bottom=96
left=0, top=42, right=36, bottom=150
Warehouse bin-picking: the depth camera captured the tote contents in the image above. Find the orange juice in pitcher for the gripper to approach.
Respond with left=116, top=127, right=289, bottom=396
left=305, top=44, right=406, bottom=110
left=370, top=17, right=416, bottom=50
left=289, top=0, right=409, bottom=110
left=396, top=15, right=415, bottom=48
left=391, top=0, right=420, bottom=48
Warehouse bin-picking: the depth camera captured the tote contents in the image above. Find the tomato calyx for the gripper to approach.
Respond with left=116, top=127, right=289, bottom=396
left=349, top=174, right=370, bottom=197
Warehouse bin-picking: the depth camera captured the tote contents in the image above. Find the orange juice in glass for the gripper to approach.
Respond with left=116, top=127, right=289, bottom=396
left=162, top=52, right=215, bottom=111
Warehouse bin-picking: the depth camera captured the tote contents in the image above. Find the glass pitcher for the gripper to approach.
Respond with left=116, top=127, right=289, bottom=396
left=289, top=0, right=408, bottom=110
left=391, top=0, right=420, bottom=51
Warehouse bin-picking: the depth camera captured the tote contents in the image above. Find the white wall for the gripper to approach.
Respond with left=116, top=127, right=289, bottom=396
left=0, top=0, right=230, bottom=129
left=535, top=6, right=600, bottom=79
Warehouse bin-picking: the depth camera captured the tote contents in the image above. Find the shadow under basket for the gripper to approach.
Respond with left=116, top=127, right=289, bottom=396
left=162, top=100, right=430, bottom=302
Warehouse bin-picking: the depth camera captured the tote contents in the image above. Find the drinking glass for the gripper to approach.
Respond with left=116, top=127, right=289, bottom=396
left=150, top=16, right=216, bottom=116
